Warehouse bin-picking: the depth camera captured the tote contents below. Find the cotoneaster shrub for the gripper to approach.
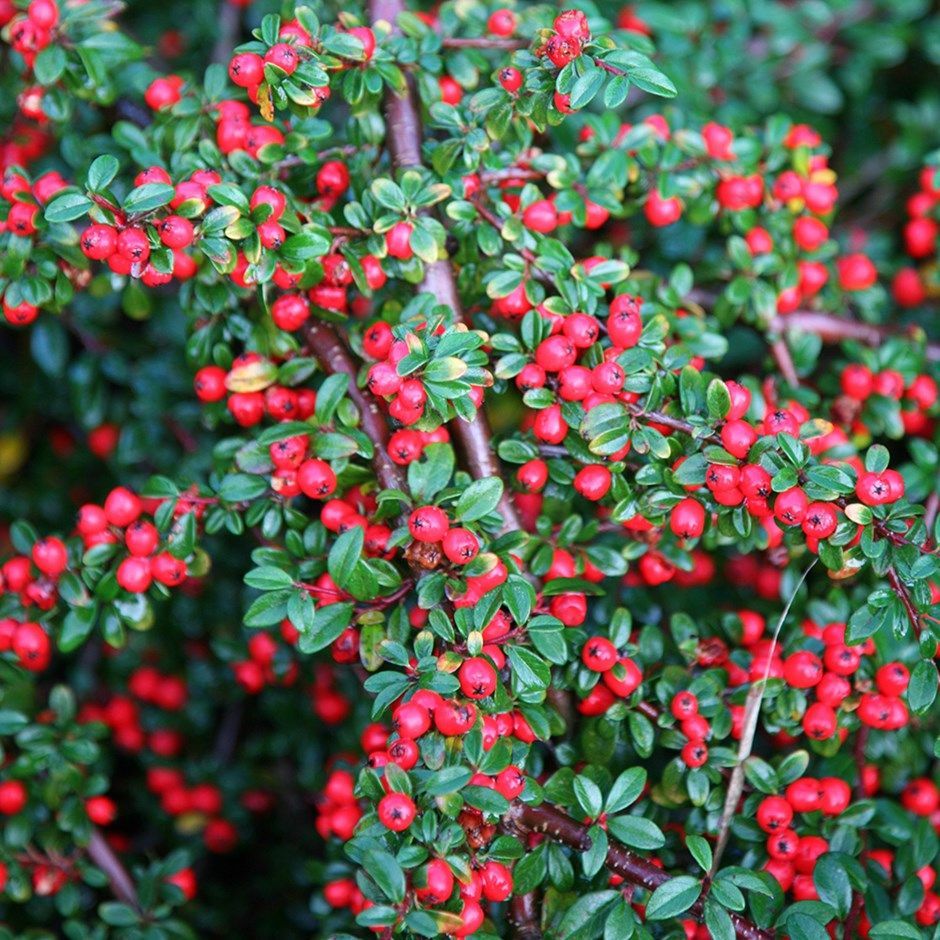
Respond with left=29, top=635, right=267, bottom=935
left=0, top=1, right=939, bottom=938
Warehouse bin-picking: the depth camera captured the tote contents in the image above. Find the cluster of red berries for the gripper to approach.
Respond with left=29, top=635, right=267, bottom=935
left=76, top=486, right=189, bottom=594
left=4, top=0, right=59, bottom=71
left=139, top=767, right=239, bottom=853
left=308, top=662, right=353, bottom=725
left=194, top=353, right=316, bottom=427
left=272, top=250, right=385, bottom=328
left=80, top=664, right=186, bottom=755
left=893, top=164, right=940, bottom=307
left=666, top=692, right=711, bottom=768
left=227, top=18, right=373, bottom=115
left=577, top=637, right=644, bottom=716
left=76, top=164, right=226, bottom=282
left=231, top=622, right=299, bottom=694
left=839, top=362, right=937, bottom=437
left=366, top=322, right=471, bottom=427
left=758, top=780, right=850, bottom=901
left=0, top=166, right=68, bottom=324
left=315, top=766, right=362, bottom=842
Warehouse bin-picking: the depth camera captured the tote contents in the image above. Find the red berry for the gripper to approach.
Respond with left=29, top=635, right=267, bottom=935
left=442, top=527, right=479, bottom=565
left=498, top=67, right=523, bottom=94
left=459, top=658, right=497, bottom=699
left=757, top=796, right=793, bottom=833
left=297, top=459, right=337, bottom=499
left=229, top=53, right=265, bottom=88
left=31, top=536, right=68, bottom=577
left=408, top=506, right=449, bottom=543
left=0, top=780, right=27, bottom=815
left=385, top=221, right=414, bottom=260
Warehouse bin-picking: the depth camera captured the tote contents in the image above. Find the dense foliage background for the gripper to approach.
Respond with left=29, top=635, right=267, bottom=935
left=1, top=0, right=939, bottom=938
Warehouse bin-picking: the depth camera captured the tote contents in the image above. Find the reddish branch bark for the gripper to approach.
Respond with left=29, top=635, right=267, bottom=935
left=442, top=36, right=527, bottom=50
left=304, top=320, right=407, bottom=494
left=508, top=891, right=542, bottom=939
left=369, top=0, right=523, bottom=535
left=771, top=311, right=940, bottom=361
left=504, top=801, right=776, bottom=940
left=88, top=829, right=140, bottom=912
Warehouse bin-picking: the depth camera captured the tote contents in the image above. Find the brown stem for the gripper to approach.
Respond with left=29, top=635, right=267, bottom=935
left=303, top=320, right=406, bottom=494
left=771, top=312, right=940, bottom=362
left=87, top=829, right=140, bottom=913
left=594, top=57, right=626, bottom=76
left=508, top=891, right=542, bottom=939
left=442, top=37, right=527, bottom=50
left=370, top=0, right=523, bottom=535
left=924, top=492, right=939, bottom=535
left=504, top=801, right=775, bottom=940
left=211, top=0, right=241, bottom=66
left=769, top=337, right=799, bottom=387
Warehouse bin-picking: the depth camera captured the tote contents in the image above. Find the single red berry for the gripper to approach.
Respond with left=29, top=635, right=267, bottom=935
left=229, top=52, right=265, bottom=88
left=681, top=740, right=708, bottom=768
left=581, top=637, right=617, bottom=672
left=442, top=527, right=479, bottom=565
left=385, top=221, right=414, bottom=260
left=297, top=460, right=337, bottom=499
left=487, top=8, right=516, bottom=35
left=459, top=658, right=498, bottom=699
left=409, top=506, right=449, bottom=543
left=757, top=796, right=794, bottom=833
left=498, top=67, right=523, bottom=94
left=0, top=780, right=27, bottom=815
left=31, top=536, right=68, bottom=577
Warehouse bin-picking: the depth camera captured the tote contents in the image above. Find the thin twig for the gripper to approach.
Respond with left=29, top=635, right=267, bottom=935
left=769, top=337, right=799, bottom=387
left=87, top=829, right=141, bottom=913
left=709, top=560, right=817, bottom=877
left=887, top=567, right=921, bottom=635
left=303, top=320, right=406, bottom=494
left=211, top=1, right=242, bottom=66
left=442, top=37, right=527, bottom=50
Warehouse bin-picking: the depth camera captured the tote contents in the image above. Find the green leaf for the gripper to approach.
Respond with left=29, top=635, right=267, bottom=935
left=123, top=183, right=174, bottom=215
left=628, top=67, right=677, bottom=98
left=569, top=67, right=606, bottom=110
left=606, top=815, right=665, bottom=850
left=87, top=155, right=120, bottom=193
left=98, top=903, right=139, bottom=927
left=909, top=659, right=938, bottom=715
left=219, top=473, right=268, bottom=503
left=372, top=178, right=406, bottom=211
left=644, top=876, right=701, bottom=920
left=605, top=767, right=646, bottom=814
left=558, top=890, right=619, bottom=940
left=813, top=855, right=852, bottom=919
left=328, top=526, right=364, bottom=589
left=364, top=849, right=406, bottom=903
left=704, top=901, right=735, bottom=940
left=45, top=192, right=94, bottom=223
left=243, top=566, right=294, bottom=590
left=297, top=602, right=354, bottom=653
left=573, top=775, right=604, bottom=819
left=423, top=766, right=472, bottom=796
left=686, top=834, right=713, bottom=872
left=506, top=646, right=551, bottom=692
left=0, top=711, right=29, bottom=735
left=463, top=786, right=509, bottom=815
left=59, top=606, right=98, bottom=652
left=455, top=477, right=503, bottom=522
